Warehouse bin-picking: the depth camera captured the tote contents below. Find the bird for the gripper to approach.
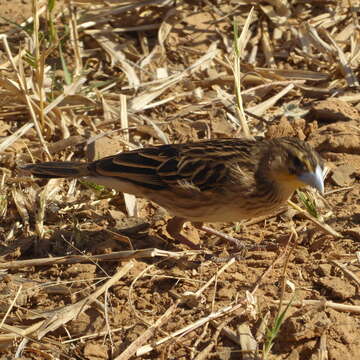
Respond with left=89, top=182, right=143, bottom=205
left=19, top=137, right=324, bottom=249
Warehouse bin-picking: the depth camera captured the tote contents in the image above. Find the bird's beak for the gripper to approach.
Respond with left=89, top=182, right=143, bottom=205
left=298, top=165, right=324, bottom=194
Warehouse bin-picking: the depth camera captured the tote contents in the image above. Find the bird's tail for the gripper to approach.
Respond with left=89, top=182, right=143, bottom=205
left=19, top=162, right=90, bottom=179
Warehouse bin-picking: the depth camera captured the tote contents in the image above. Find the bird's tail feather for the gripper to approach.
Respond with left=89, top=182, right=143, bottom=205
left=19, top=162, right=90, bottom=179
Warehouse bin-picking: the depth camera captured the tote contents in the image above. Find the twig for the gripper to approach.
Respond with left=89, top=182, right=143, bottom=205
left=319, top=333, right=329, bottom=360
left=0, top=34, right=51, bottom=158
left=62, top=327, right=124, bottom=344
left=194, top=317, right=234, bottom=360
left=136, top=300, right=248, bottom=357
left=272, top=299, right=360, bottom=313
left=36, top=262, right=134, bottom=339
left=136, top=244, right=288, bottom=357
left=114, top=300, right=180, bottom=360
left=287, top=200, right=341, bottom=238
left=330, top=259, right=360, bottom=287
left=0, top=248, right=198, bottom=270
left=185, top=257, right=236, bottom=299
left=0, top=285, right=23, bottom=329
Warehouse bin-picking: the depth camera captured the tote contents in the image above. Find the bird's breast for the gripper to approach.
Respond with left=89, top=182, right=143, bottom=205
left=148, top=186, right=291, bottom=222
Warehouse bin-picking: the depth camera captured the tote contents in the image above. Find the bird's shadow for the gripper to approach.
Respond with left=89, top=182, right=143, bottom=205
left=22, top=221, right=199, bottom=268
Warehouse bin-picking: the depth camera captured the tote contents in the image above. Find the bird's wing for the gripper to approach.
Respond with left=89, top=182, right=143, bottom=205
left=89, top=138, right=260, bottom=192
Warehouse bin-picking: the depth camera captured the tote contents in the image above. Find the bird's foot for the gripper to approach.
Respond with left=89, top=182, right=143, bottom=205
left=166, top=218, right=255, bottom=252
left=194, top=223, right=246, bottom=250
left=166, top=217, right=201, bottom=250
left=206, top=252, right=245, bottom=263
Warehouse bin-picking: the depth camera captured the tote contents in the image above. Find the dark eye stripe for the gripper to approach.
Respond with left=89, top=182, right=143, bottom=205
left=275, top=137, right=322, bottom=173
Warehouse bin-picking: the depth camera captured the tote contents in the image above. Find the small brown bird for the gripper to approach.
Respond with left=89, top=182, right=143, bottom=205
left=20, top=137, right=324, bottom=248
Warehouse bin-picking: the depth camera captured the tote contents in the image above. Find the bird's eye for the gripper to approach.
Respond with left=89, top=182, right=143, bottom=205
left=293, top=157, right=302, bottom=168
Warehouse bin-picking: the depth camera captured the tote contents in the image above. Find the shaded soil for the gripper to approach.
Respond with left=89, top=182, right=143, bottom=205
left=0, top=1, right=360, bottom=360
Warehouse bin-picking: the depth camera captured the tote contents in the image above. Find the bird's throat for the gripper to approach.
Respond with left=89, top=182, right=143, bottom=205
left=255, top=168, right=299, bottom=206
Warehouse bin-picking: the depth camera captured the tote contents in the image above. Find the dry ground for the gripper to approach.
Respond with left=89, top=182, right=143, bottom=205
left=0, top=1, right=360, bottom=359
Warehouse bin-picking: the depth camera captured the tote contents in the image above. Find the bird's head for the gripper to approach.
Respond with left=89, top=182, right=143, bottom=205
left=266, top=137, right=324, bottom=194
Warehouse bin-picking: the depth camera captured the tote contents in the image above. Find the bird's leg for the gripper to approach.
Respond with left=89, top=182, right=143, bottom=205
left=193, top=222, right=245, bottom=249
left=167, top=218, right=243, bottom=250
left=166, top=217, right=201, bottom=250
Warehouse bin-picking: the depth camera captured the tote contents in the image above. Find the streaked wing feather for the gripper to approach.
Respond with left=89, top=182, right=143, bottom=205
left=88, top=138, right=260, bottom=192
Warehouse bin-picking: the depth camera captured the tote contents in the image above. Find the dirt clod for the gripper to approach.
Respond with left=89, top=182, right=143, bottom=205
left=308, top=122, right=360, bottom=154
left=318, top=277, right=356, bottom=300
left=2, top=1, right=360, bottom=359
left=331, top=164, right=356, bottom=186
left=83, top=343, right=108, bottom=360
left=309, top=98, right=359, bottom=123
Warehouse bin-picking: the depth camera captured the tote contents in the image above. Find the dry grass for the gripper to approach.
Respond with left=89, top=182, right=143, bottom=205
left=0, top=0, right=360, bottom=359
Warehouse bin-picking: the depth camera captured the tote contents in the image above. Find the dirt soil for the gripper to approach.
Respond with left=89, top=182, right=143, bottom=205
left=0, top=1, right=360, bottom=360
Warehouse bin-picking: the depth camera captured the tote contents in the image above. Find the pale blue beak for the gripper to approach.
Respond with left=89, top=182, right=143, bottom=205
left=298, top=164, right=324, bottom=194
